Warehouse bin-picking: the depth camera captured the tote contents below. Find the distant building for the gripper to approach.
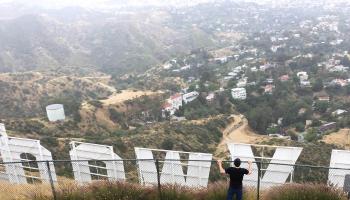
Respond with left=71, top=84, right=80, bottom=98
left=180, top=65, right=191, bottom=71
left=46, top=104, right=65, bottom=122
left=264, top=84, right=275, bottom=94
left=269, top=134, right=291, bottom=140
left=300, top=80, right=311, bottom=88
left=251, top=67, right=258, bottom=72
left=163, top=62, right=172, bottom=69
left=329, top=65, right=348, bottom=72
left=332, top=109, right=348, bottom=117
left=266, top=78, right=274, bottom=84
left=297, top=71, right=308, bottom=81
left=206, top=93, right=215, bottom=102
left=317, top=95, right=330, bottom=102
left=231, top=88, right=247, bottom=100
left=214, top=57, right=228, bottom=64
left=162, top=93, right=183, bottom=115
left=237, top=78, right=247, bottom=87
left=318, top=122, right=337, bottom=133
left=331, top=79, right=348, bottom=87
left=279, top=75, right=289, bottom=82
left=183, top=91, right=199, bottom=104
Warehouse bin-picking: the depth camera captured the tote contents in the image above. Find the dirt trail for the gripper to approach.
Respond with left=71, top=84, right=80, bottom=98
left=214, top=114, right=266, bottom=158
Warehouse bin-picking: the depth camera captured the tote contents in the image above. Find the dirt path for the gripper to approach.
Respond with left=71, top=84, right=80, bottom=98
left=214, top=114, right=266, bottom=158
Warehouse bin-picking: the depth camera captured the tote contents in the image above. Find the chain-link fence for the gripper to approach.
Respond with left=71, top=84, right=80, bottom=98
left=0, top=159, right=349, bottom=200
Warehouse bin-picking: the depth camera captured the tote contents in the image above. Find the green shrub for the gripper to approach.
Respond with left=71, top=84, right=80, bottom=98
left=263, top=183, right=346, bottom=200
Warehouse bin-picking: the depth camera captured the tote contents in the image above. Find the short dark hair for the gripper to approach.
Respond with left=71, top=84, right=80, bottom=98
left=234, top=158, right=241, bottom=167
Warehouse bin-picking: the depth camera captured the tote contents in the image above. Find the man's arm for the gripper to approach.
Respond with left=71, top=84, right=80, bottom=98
left=217, top=160, right=226, bottom=174
left=247, top=161, right=253, bottom=175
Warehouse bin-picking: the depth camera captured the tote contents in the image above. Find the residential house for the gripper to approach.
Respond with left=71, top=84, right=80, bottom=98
left=206, top=93, right=215, bottom=102
left=264, top=84, right=275, bottom=94
left=162, top=93, right=183, bottom=115
left=237, top=78, right=247, bottom=87
left=332, top=109, right=348, bottom=117
left=318, top=122, right=337, bottom=134
left=317, top=95, right=330, bottom=102
left=231, top=88, right=247, bottom=100
left=279, top=75, right=289, bottom=82
left=183, top=91, right=199, bottom=104
left=331, top=79, right=348, bottom=87
left=297, top=71, right=309, bottom=81
left=300, top=80, right=311, bottom=88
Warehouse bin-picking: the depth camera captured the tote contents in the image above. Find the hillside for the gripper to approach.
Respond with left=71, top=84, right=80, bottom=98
left=0, top=71, right=113, bottom=118
left=0, top=8, right=218, bottom=75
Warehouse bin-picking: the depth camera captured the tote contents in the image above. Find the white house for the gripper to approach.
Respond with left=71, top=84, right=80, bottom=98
left=297, top=71, right=309, bottom=81
left=162, top=93, right=183, bottom=115
left=206, top=93, right=215, bottom=102
left=183, top=91, right=199, bottom=104
left=300, top=80, right=311, bottom=88
left=231, top=88, right=247, bottom=100
left=237, top=78, right=247, bottom=88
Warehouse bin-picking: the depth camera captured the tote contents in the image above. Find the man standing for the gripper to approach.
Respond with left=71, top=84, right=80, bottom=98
left=217, top=158, right=252, bottom=200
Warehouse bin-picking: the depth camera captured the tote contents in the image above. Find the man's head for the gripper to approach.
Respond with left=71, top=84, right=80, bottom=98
left=234, top=158, right=241, bottom=167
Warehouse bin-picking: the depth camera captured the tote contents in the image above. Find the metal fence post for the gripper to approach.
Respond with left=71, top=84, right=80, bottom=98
left=46, top=161, right=57, bottom=200
left=155, top=159, right=162, bottom=200
left=257, top=161, right=261, bottom=200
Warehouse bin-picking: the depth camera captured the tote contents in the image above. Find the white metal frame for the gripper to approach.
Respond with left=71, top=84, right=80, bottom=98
left=227, top=143, right=302, bottom=188
left=328, top=149, right=350, bottom=188
left=0, top=124, right=57, bottom=184
left=134, top=147, right=212, bottom=187
left=69, top=141, right=125, bottom=184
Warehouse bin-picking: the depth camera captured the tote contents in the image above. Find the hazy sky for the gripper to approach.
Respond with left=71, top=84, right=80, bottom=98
left=0, top=0, right=113, bottom=7
left=0, top=0, right=214, bottom=8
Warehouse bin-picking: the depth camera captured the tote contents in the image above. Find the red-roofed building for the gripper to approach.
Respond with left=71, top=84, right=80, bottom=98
left=279, top=75, right=289, bottom=82
left=162, top=93, right=183, bottom=115
left=264, top=84, right=275, bottom=94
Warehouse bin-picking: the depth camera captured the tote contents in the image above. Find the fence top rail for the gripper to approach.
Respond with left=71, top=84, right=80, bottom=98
left=0, top=159, right=350, bottom=171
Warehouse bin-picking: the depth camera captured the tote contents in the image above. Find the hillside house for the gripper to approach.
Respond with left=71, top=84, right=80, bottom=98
left=206, top=93, right=215, bottom=102
left=300, top=80, right=311, bottom=88
left=331, top=79, right=348, bottom=87
left=183, top=91, right=199, bottom=104
left=297, top=71, right=309, bottom=81
left=162, top=93, right=183, bottom=115
left=264, top=84, right=275, bottom=94
left=279, top=75, right=290, bottom=82
left=318, top=122, right=337, bottom=134
left=317, top=95, right=330, bottom=102
left=332, top=109, right=348, bottom=117
left=231, top=88, right=247, bottom=100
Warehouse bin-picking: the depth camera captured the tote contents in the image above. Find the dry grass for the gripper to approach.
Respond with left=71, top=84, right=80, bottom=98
left=322, top=129, right=350, bottom=149
left=262, top=183, right=347, bottom=200
left=0, top=181, right=52, bottom=200
left=101, top=90, right=160, bottom=105
left=1, top=181, right=347, bottom=200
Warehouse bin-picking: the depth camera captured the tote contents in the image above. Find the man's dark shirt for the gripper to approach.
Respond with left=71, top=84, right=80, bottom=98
left=225, top=167, right=249, bottom=189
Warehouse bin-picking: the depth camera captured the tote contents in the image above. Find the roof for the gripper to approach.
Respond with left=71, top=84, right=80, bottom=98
left=46, top=104, right=64, bottom=110
left=170, top=93, right=182, bottom=100
left=162, top=102, right=172, bottom=109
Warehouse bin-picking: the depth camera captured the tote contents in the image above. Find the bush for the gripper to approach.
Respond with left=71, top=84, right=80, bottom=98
left=263, top=183, right=346, bottom=200
left=29, top=181, right=257, bottom=200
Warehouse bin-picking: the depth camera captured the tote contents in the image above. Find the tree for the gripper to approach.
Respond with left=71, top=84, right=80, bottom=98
left=314, top=101, right=329, bottom=113
left=312, top=79, right=324, bottom=92
left=304, top=128, right=318, bottom=142
left=247, top=106, right=273, bottom=133
left=295, top=122, right=305, bottom=132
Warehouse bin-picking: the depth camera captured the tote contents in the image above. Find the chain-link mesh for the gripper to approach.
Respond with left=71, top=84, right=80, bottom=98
left=0, top=160, right=349, bottom=200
